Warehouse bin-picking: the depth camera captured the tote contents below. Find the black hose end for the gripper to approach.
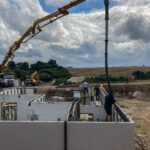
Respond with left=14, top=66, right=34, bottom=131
left=104, top=0, right=109, bottom=6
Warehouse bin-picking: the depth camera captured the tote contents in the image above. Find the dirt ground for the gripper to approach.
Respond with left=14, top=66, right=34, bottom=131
left=117, top=98, right=150, bottom=150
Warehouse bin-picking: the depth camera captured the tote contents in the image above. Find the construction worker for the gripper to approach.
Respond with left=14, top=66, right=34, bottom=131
left=94, top=86, right=100, bottom=100
left=104, top=93, right=115, bottom=122
left=83, top=81, right=88, bottom=95
left=100, top=84, right=106, bottom=91
left=91, top=91, right=95, bottom=101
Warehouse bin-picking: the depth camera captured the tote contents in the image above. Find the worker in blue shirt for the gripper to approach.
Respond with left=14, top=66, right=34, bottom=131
left=94, top=86, right=100, bottom=100
left=83, top=81, right=88, bottom=95
left=104, top=93, right=115, bottom=121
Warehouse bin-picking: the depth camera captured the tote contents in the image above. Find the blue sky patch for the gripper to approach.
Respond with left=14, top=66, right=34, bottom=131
left=39, top=0, right=116, bottom=14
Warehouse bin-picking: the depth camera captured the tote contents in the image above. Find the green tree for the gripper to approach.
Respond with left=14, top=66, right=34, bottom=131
left=21, top=62, right=29, bottom=70
left=39, top=73, right=52, bottom=82
left=39, top=69, right=52, bottom=75
left=132, top=71, right=145, bottom=80
left=48, top=59, right=58, bottom=68
left=11, top=59, right=72, bottom=83
left=9, top=61, right=16, bottom=69
left=119, top=76, right=126, bottom=82
left=31, top=61, right=47, bottom=71
left=14, top=69, right=29, bottom=80
left=54, top=78, right=67, bottom=85
left=145, top=71, right=150, bottom=79
left=16, top=62, right=29, bottom=70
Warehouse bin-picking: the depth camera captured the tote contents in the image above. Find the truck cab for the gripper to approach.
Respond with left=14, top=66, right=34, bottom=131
left=0, top=73, right=14, bottom=87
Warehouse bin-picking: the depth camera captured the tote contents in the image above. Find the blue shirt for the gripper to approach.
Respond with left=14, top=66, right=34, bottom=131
left=83, top=82, right=88, bottom=88
left=104, top=93, right=115, bottom=115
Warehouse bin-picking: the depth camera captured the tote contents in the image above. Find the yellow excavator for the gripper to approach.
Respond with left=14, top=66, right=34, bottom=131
left=25, top=71, right=38, bottom=86
left=0, top=0, right=86, bottom=74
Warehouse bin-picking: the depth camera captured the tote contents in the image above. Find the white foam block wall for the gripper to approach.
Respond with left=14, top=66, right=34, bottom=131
left=68, top=122, right=135, bottom=150
left=0, top=121, right=134, bottom=150
left=0, top=122, right=64, bottom=150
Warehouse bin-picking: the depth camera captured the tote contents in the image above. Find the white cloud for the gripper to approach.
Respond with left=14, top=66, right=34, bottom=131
left=113, top=0, right=150, bottom=6
left=0, top=0, right=150, bottom=67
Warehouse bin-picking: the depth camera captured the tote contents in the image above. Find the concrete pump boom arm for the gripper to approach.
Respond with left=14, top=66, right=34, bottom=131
left=0, top=0, right=86, bottom=73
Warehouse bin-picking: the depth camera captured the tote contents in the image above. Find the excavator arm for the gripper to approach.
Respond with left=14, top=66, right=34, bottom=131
left=0, top=0, right=86, bottom=73
left=31, top=71, right=38, bottom=85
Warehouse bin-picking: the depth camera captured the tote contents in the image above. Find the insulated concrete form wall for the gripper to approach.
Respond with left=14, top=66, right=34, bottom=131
left=0, top=88, right=34, bottom=95
left=68, top=122, right=135, bottom=150
left=0, top=88, right=45, bottom=102
left=0, top=121, right=134, bottom=150
left=99, top=88, right=106, bottom=104
left=0, top=122, right=64, bottom=150
left=0, top=94, right=46, bottom=120
left=80, top=102, right=106, bottom=121
left=72, top=103, right=78, bottom=121
left=30, top=102, right=72, bottom=121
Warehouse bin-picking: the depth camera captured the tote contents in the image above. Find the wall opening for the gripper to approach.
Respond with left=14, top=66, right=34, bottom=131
left=1, top=103, right=17, bottom=120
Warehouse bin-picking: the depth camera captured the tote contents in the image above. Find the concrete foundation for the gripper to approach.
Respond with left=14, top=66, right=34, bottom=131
left=0, top=87, right=135, bottom=149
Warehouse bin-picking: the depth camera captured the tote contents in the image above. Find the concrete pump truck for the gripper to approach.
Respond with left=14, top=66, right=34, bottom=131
left=0, top=0, right=85, bottom=72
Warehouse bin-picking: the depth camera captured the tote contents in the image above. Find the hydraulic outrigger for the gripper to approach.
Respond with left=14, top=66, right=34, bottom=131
left=0, top=0, right=86, bottom=73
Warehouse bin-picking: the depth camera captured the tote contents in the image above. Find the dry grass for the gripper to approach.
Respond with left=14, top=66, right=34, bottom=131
left=68, top=66, right=150, bottom=77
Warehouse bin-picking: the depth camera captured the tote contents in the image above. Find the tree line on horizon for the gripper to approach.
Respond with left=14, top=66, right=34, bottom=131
left=132, top=71, right=150, bottom=80
left=7, top=60, right=150, bottom=84
left=85, top=70, right=150, bottom=83
left=8, top=59, right=71, bottom=85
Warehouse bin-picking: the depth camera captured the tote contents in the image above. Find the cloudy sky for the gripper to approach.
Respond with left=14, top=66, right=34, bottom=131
left=0, top=0, right=150, bottom=68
